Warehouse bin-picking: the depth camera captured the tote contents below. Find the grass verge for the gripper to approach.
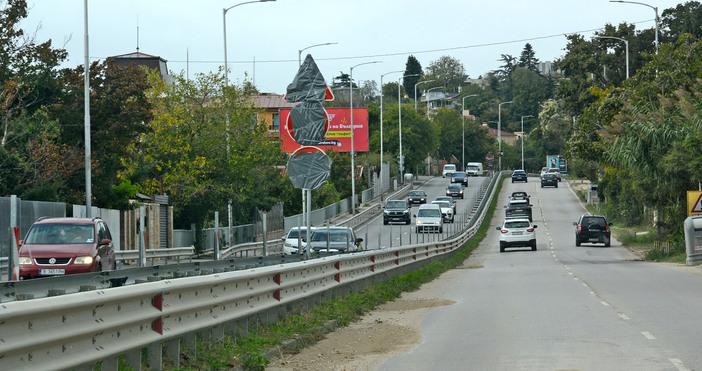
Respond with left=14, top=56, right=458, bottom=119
left=170, top=177, right=505, bottom=371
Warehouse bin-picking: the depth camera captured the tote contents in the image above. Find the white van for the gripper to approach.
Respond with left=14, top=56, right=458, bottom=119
left=466, top=162, right=483, bottom=176
left=414, top=204, right=443, bottom=233
left=442, top=164, right=456, bottom=178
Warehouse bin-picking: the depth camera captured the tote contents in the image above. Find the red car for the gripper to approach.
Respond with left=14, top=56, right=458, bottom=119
left=19, top=217, right=117, bottom=279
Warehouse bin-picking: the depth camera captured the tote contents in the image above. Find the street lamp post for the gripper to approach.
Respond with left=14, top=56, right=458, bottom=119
left=520, top=115, right=533, bottom=170
left=609, top=0, right=658, bottom=56
left=298, top=42, right=337, bottom=66
left=593, top=36, right=630, bottom=79
left=414, top=80, right=435, bottom=110
left=398, top=74, right=421, bottom=181
left=350, top=61, right=381, bottom=215
left=379, top=70, right=404, bottom=200
left=498, top=101, right=513, bottom=172
left=223, top=0, right=275, bottom=87
left=462, top=94, right=478, bottom=171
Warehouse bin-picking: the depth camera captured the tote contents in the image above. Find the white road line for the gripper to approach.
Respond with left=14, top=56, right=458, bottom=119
left=669, top=358, right=690, bottom=371
left=590, top=291, right=596, bottom=295
left=618, top=313, right=630, bottom=320
left=642, top=331, right=656, bottom=340
left=600, top=301, right=610, bottom=306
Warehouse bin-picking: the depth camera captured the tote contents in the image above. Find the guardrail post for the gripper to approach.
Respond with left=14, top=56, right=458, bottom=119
left=214, top=211, right=220, bottom=260
left=139, top=206, right=146, bottom=268
left=147, top=342, right=163, bottom=371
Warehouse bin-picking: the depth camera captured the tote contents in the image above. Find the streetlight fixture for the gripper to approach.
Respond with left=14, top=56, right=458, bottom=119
left=609, top=0, right=658, bottom=56
left=223, top=0, right=275, bottom=86
left=593, top=36, right=629, bottom=79
left=498, top=101, right=514, bottom=172
left=298, top=42, right=337, bottom=66
left=398, top=74, right=421, bottom=180
left=462, top=94, right=478, bottom=171
left=379, top=70, right=404, bottom=200
left=414, top=80, right=436, bottom=110
left=350, top=61, right=381, bottom=215
left=520, top=115, right=533, bottom=170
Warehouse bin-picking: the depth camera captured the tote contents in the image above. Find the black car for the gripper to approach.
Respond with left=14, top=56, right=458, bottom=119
left=574, top=215, right=612, bottom=247
left=451, top=171, right=469, bottom=186
left=541, top=173, right=558, bottom=188
left=446, top=184, right=464, bottom=199
left=511, top=170, right=528, bottom=183
left=408, top=190, right=427, bottom=205
left=505, top=199, right=532, bottom=221
left=383, top=199, right=411, bottom=225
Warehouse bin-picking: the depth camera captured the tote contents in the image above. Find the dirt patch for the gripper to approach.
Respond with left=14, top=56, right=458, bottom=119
left=266, top=298, right=455, bottom=371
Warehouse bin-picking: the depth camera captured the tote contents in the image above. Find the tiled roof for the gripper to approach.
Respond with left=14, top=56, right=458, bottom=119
left=250, top=94, right=298, bottom=109
left=487, top=127, right=516, bottom=137
left=110, top=51, right=166, bottom=61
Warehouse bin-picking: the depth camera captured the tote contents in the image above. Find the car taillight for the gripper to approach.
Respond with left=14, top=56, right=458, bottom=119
left=500, top=229, right=508, bottom=234
left=527, top=228, right=534, bottom=232
left=577, top=224, right=582, bottom=232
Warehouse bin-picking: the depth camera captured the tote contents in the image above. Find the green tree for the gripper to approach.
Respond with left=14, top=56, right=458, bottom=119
left=661, top=1, right=702, bottom=40
left=424, top=56, right=466, bottom=92
left=403, top=55, right=423, bottom=99
left=518, top=43, right=539, bottom=72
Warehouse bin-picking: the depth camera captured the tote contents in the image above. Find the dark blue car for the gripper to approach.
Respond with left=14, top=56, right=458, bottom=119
left=451, top=171, right=469, bottom=186
left=511, top=170, right=528, bottom=183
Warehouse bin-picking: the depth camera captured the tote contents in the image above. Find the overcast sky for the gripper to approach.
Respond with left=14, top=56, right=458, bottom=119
left=21, top=0, right=683, bottom=94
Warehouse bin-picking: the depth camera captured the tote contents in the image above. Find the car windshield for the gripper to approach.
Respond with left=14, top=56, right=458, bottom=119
left=409, top=191, right=424, bottom=196
left=453, top=172, right=466, bottom=176
left=287, top=229, right=308, bottom=239
left=24, top=223, right=95, bottom=244
left=505, top=221, right=531, bottom=229
left=513, top=170, right=525, bottom=175
left=433, top=201, right=450, bottom=208
left=448, top=185, right=461, bottom=190
left=417, top=209, right=441, bottom=218
left=386, top=201, right=407, bottom=208
left=311, top=230, right=350, bottom=243
left=444, top=165, right=455, bottom=171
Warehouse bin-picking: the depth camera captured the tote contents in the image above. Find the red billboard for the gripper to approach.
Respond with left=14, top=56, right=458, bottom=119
left=280, top=108, right=369, bottom=153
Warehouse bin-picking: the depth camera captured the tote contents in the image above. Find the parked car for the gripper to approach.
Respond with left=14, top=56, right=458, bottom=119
left=384, top=199, right=411, bottom=225
left=18, top=217, right=116, bottom=279
left=510, top=191, right=530, bottom=203
left=496, top=218, right=538, bottom=252
left=541, top=173, right=558, bottom=188
left=442, top=164, right=456, bottom=178
left=505, top=199, right=532, bottom=221
left=431, top=200, right=454, bottom=223
left=511, top=169, right=528, bottom=183
left=281, top=226, right=313, bottom=255
left=434, top=196, right=457, bottom=214
left=446, top=183, right=464, bottom=199
left=573, top=215, right=612, bottom=247
left=451, top=171, right=469, bottom=186
left=547, top=167, right=562, bottom=181
left=307, top=226, right=363, bottom=252
left=414, top=204, right=443, bottom=233
left=408, top=190, right=428, bottom=205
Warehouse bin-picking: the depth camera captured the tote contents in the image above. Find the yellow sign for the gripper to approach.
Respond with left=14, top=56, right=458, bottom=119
left=326, top=131, right=351, bottom=138
left=687, top=191, right=702, bottom=216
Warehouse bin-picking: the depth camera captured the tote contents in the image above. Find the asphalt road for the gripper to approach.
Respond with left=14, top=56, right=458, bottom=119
left=356, top=176, right=489, bottom=250
left=377, top=177, right=701, bottom=371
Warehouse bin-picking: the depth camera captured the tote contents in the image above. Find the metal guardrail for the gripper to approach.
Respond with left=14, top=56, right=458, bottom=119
left=0, top=174, right=499, bottom=370
left=115, top=246, right=196, bottom=265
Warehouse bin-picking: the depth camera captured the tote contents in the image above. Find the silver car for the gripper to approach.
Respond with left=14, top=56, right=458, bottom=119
left=308, top=227, right=363, bottom=253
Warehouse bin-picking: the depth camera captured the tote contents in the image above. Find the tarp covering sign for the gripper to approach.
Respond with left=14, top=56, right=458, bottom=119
left=286, top=146, right=331, bottom=190
left=287, top=102, right=329, bottom=146
left=285, top=54, right=333, bottom=103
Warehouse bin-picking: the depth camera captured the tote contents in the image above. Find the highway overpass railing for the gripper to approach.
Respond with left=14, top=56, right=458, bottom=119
left=0, top=173, right=499, bottom=370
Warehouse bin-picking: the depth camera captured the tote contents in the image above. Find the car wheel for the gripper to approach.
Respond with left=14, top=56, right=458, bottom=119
left=555, top=183, right=558, bottom=188
left=383, top=219, right=388, bottom=225
left=416, top=227, right=420, bottom=233
left=532, top=241, right=537, bottom=251
left=541, top=184, right=544, bottom=188
left=511, top=179, right=514, bottom=183
left=575, top=236, right=581, bottom=246
left=605, top=238, right=611, bottom=247
left=406, top=219, right=411, bottom=225
left=499, top=242, right=505, bottom=253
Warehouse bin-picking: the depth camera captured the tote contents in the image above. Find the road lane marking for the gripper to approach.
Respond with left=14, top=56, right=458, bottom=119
left=618, top=313, right=630, bottom=320
left=669, top=358, right=690, bottom=371
left=641, top=331, right=656, bottom=340
left=600, top=301, right=610, bottom=306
